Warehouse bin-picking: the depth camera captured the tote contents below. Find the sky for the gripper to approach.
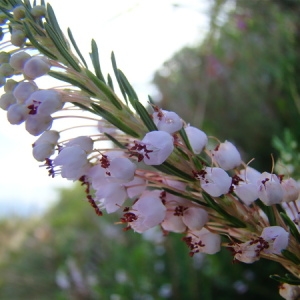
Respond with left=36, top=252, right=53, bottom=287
left=0, top=0, right=210, bottom=216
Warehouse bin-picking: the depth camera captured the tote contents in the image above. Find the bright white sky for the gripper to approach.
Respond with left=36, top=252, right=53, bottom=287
left=0, top=0, right=210, bottom=216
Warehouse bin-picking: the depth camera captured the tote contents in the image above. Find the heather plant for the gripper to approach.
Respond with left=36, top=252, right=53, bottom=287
left=0, top=1, right=299, bottom=298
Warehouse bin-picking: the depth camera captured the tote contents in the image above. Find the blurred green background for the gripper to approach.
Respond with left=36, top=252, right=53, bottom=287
left=2, top=0, right=300, bottom=299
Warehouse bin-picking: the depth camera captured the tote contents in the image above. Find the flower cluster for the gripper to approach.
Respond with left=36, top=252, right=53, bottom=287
left=0, top=1, right=300, bottom=298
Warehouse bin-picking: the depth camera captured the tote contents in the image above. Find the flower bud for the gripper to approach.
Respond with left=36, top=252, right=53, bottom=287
left=13, top=6, right=26, bottom=20
left=23, top=56, right=51, bottom=79
left=4, top=79, right=18, bottom=93
left=7, top=103, right=27, bottom=124
left=0, top=92, right=16, bottom=110
left=0, top=63, right=14, bottom=78
left=13, top=81, right=38, bottom=103
left=25, top=114, right=53, bottom=136
left=184, top=125, right=208, bottom=154
left=9, top=51, right=31, bottom=71
left=66, top=136, right=94, bottom=153
left=11, top=29, right=26, bottom=47
left=212, top=140, right=242, bottom=170
left=31, top=5, right=46, bottom=18
left=0, top=52, right=10, bottom=64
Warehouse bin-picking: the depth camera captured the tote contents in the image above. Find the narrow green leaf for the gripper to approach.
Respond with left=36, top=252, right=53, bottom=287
left=48, top=71, right=96, bottom=96
left=148, top=95, right=155, bottom=105
left=91, top=103, right=139, bottom=138
left=134, top=101, right=157, bottom=131
left=73, top=102, right=94, bottom=114
left=111, top=52, right=127, bottom=104
left=46, top=3, right=67, bottom=48
left=202, top=192, right=246, bottom=228
left=23, top=22, right=57, bottom=59
left=255, top=200, right=277, bottom=226
left=118, top=69, right=139, bottom=106
left=107, top=73, right=114, bottom=91
left=104, top=133, right=126, bottom=149
left=90, top=39, right=105, bottom=82
left=67, top=28, right=88, bottom=68
left=44, top=23, right=81, bottom=72
left=270, top=274, right=300, bottom=285
left=154, top=162, right=195, bottom=182
left=163, top=187, right=207, bottom=206
left=85, top=69, right=122, bottom=110
left=281, top=249, right=300, bottom=265
left=280, top=212, right=300, bottom=243
left=179, top=127, right=193, bottom=152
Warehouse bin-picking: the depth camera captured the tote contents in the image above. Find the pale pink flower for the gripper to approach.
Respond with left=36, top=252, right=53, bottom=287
left=153, top=109, right=182, bottom=134
left=212, top=140, right=242, bottom=170
left=198, top=167, right=232, bottom=197
left=257, top=172, right=284, bottom=205
left=129, top=190, right=166, bottom=233
left=184, top=228, right=221, bottom=255
left=281, top=178, right=300, bottom=203
left=138, top=131, right=174, bottom=165
left=184, top=125, right=208, bottom=154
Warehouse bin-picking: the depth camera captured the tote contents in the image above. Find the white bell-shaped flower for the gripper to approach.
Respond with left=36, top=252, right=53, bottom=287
left=7, top=103, right=27, bottom=124
left=95, top=181, right=128, bottom=213
left=108, top=157, right=136, bottom=182
left=13, top=81, right=38, bottom=103
left=199, top=167, right=232, bottom=197
left=124, top=175, right=147, bottom=198
left=26, top=90, right=63, bottom=115
left=9, top=51, right=31, bottom=70
left=281, top=178, right=300, bottom=203
left=54, top=145, right=90, bottom=180
left=185, top=228, right=221, bottom=255
left=140, top=131, right=174, bottom=165
left=233, top=241, right=261, bottom=264
left=33, top=143, right=56, bottom=161
left=260, top=226, right=289, bottom=255
left=184, top=125, right=208, bottom=154
left=66, top=136, right=94, bottom=153
left=153, top=109, right=182, bottom=134
left=130, top=190, right=166, bottom=233
left=23, top=56, right=51, bottom=79
left=234, top=182, right=259, bottom=206
left=212, top=140, right=242, bottom=170
left=257, top=172, right=284, bottom=205
left=182, top=206, right=209, bottom=231
left=0, top=92, right=16, bottom=110
left=32, top=130, right=60, bottom=161
left=279, top=283, right=300, bottom=300
left=25, top=114, right=53, bottom=136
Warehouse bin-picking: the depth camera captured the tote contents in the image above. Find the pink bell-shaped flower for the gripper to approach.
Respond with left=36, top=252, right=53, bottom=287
left=153, top=109, right=182, bottom=134
left=212, top=140, right=242, bottom=170
left=138, top=131, right=174, bottom=165
left=260, top=226, right=289, bottom=255
left=257, top=172, right=284, bottom=205
left=184, top=125, right=208, bottom=154
left=130, top=190, right=166, bottom=233
left=199, top=167, right=232, bottom=197
left=184, top=228, right=221, bottom=255
left=281, top=178, right=300, bottom=203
